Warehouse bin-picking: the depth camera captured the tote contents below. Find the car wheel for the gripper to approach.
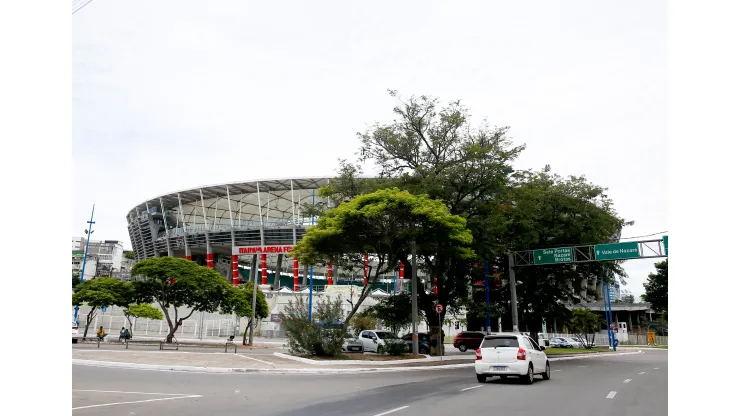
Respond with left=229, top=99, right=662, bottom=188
left=420, top=346, right=429, bottom=354
left=476, top=374, right=487, bottom=383
left=542, top=362, right=551, bottom=380
left=72, top=338, right=78, bottom=344
left=500, top=375, right=508, bottom=380
left=459, top=345, right=468, bottom=352
left=521, top=364, right=534, bottom=385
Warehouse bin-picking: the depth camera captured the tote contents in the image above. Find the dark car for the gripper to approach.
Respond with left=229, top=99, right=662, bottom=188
left=453, top=331, right=485, bottom=352
left=401, top=332, right=431, bottom=354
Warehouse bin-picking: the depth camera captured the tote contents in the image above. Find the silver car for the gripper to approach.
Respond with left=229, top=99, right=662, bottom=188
left=342, top=333, right=364, bottom=353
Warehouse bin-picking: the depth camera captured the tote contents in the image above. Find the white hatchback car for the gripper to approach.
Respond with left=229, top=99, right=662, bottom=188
left=358, top=330, right=399, bottom=354
left=475, top=334, right=551, bottom=384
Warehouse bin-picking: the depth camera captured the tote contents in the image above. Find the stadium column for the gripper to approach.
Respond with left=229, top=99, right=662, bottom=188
left=261, top=254, right=267, bottom=285
left=399, top=261, right=404, bottom=292
left=363, top=253, right=369, bottom=286
left=327, top=260, right=333, bottom=285
left=293, top=257, right=299, bottom=291
left=145, top=202, right=160, bottom=257
left=256, top=181, right=266, bottom=284
left=159, top=198, right=173, bottom=257
left=226, top=185, right=239, bottom=286
left=177, top=193, right=192, bottom=261
left=199, top=188, right=214, bottom=269
left=250, top=255, right=258, bottom=283
left=273, top=253, right=283, bottom=289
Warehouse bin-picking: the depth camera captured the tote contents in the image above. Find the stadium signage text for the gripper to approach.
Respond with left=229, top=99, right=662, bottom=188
left=233, top=245, right=294, bottom=255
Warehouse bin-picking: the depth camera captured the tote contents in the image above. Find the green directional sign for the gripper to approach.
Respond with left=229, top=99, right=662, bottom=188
left=594, top=242, right=640, bottom=261
left=663, top=235, right=668, bottom=256
left=533, top=247, right=573, bottom=265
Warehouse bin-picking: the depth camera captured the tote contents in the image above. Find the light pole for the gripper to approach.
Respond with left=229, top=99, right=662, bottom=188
left=411, top=237, right=419, bottom=355
left=506, top=252, right=519, bottom=333
left=74, top=205, right=96, bottom=323
left=484, top=259, right=491, bottom=334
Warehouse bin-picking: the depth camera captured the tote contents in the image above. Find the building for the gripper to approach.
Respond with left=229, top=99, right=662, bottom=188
left=72, top=251, right=97, bottom=280
left=71, top=238, right=125, bottom=276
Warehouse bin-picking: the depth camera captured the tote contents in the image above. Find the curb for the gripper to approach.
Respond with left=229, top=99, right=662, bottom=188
left=273, top=352, right=468, bottom=366
left=72, top=351, right=643, bottom=375
left=71, top=359, right=475, bottom=375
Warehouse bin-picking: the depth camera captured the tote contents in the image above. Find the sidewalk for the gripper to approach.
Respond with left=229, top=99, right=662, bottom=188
left=72, top=344, right=644, bottom=375
left=77, top=335, right=287, bottom=348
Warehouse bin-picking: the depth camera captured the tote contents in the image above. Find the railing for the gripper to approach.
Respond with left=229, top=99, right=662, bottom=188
left=158, top=220, right=315, bottom=238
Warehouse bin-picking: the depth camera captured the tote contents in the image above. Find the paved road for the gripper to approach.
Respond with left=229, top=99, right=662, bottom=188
left=72, top=350, right=666, bottom=415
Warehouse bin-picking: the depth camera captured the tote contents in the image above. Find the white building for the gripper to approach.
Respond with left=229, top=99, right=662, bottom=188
left=71, top=238, right=125, bottom=276
left=72, top=253, right=97, bottom=280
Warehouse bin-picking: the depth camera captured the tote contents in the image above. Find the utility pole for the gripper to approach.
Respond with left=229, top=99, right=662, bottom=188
left=484, top=259, right=491, bottom=334
left=507, top=252, right=519, bottom=332
left=411, top=238, right=419, bottom=355
left=74, top=204, right=95, bottom=323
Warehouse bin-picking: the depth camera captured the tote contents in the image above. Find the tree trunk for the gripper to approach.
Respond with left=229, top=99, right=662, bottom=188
left=242, top=318, right=253, bottom=345
left=429, top=326, right=445, bottom=356
left=83, top=309, right=96, bottom=339
left=273, top=254, right=283, bottom=289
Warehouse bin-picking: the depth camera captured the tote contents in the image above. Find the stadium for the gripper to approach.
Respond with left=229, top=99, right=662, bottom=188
left=125, top=176, right=413, bottom=294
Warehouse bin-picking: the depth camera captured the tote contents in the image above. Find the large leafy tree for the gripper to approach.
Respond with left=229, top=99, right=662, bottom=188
left=371, top=292, right=413, bottom=334
left=292, top=188, right=474, bottom=338
left=131, top=257, right=233, bottom=343
left=123, top=304, right=163, bottom=332
left=72, top=277, right=133, bottom=338
left=567, top=307, right=603, bottom=349
left=221, top=282, right=269, bottom=345
left=643, top=260, right=667, bottom=314
left=497, top=168, right=629, bottom=342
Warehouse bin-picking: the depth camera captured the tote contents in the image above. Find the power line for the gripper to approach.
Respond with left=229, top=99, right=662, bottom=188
left=72, top=0, right=96, bottom=14
left=619, top=231, right=667, bottom=240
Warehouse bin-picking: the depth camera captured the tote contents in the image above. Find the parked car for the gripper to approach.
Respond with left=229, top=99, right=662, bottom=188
left=72, top=320, right=79, bottom=343
left=359, top=330, right=401, bottom=354
left=342, top=333, right=364, bottom=353
left=453, top=331, right=485, bottom=352
left=401, top=332, right=430, bottom=354
left=549, top=337, right=571, bottom=348
left=563, top=337, right=584, bottom=348
left=475, top=334, right=550, bottom=384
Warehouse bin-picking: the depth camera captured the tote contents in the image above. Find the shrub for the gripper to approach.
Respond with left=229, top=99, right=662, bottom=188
left=279, top=296, right=346, bottom=357
left=350, top=314, right=376, bottom=334
left=383, top=338, right=409, bottom=356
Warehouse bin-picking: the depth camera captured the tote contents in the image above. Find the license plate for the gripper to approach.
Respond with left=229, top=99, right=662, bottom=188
left=492, top=366, right=507, bottom=371
left=350, top=347, right=360, bottom=351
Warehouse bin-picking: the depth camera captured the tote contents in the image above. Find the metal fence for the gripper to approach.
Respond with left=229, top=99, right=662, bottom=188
left=546, top=332, right=668, bottom=346
left=76, top=312, right=238, bottom=339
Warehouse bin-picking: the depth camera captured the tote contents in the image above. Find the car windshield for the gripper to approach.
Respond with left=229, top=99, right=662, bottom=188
left=481, top=336, right=519, bottom=348
left=376, top=332, right=398, bottom=340
left=345, top=333, right=358, bottom=339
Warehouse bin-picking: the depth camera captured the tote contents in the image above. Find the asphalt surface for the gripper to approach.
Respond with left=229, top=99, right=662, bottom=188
left=72, top=349, right=666, bottom=415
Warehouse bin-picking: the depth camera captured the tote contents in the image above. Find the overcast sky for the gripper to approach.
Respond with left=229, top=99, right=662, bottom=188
left=72, top=0, right=666, bottom=296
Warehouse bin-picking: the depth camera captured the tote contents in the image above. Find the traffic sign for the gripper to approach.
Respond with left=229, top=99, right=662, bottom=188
left=647, top=332, right=656, bottom=344
left=435, top=304, right=444, bottom=314
left=533, top=247, right=573, bottom=265
left=594, top=242, right=640, bottom=261
left=663, top=235, right=668, bottom=256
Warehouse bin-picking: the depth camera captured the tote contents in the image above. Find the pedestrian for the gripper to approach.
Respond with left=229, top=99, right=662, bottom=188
left=96, top=326, right=107, bottom=341
left=123, top=327, right=132, bottom=340
left=118, top=327, right=126, bottom=342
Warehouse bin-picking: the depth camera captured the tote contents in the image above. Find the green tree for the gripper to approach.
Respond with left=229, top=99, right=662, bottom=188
left=643, top=260, right=667, bottom=313
left=498, top=168, right=629, bottom=343
left=72, top=272, right=80, bottom=289
left=72, top=278, right=133, bottom=338
left=221, top=282, right=269, bottom=345
left=123, top=251, right=135, bottom=260
left=621, top=294, right=635, bottom=304
left=350, top=312, right=377, bottom=335
left=567, top=307, right=602, bottom=349
left=371, top=292, right=413, bottom=334
left=123, top=304, right=163, bottom=332
left=131, top=257, right=233, bottom=343
left=292, top=188, right=474, bottom=337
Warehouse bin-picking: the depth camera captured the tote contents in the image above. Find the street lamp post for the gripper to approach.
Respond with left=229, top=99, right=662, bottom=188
left=74, top=204, right=96, bottom=323
left=411, top=237, right=419, bottom=355
left=507, top=252, right=519, bottom=333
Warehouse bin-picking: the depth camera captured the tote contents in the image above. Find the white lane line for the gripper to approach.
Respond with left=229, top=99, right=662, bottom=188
left=373, top=405, right=410, bottom=416
left=72, top=395, right=202, bottom=410
left=606, top=391, right=617, bottom=399
left=554, top=369, right=562, bottom=372
left=623, top=379, right=631, bottom=383
left=604, top=362, right=612, bottom=365
left=236, top=354, right=275, bottom=366
left=460, top=385, right=483, bottom=392
left=654, top=367, right=660, bottom=370
left=72, top=389, right=192, bottom=396
left=638, top=372, right=646, bottom=375
left=578, top=365, right=587, bottom=368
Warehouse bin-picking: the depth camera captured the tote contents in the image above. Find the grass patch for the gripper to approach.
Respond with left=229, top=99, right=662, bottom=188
left=545, top=347, right=610, bottom=355
left=297, top=354, right=427, bottom=361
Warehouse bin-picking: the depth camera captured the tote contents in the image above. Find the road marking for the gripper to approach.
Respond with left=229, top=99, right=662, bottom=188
left=623, top=379, right=631, bottom=383
left=606, top=391, right=617, bottom=399
left=638, top=372, right=646, bottom=375
left=604, top=362, right=612, bottom=365
left=554, top=369, right=562, bottom=372
left=654, top=367, right=659, bottom=370
left=373, top=405, right=410, bottom=416
left=236, top=354, right=275, bottom=366
left=72, top=395, right=202, bottom=410
left=460, top=385, right=483, bottom=392
left=578, top=365, right=587, bottom=368
left=72, top=389, right=193, bottom=396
